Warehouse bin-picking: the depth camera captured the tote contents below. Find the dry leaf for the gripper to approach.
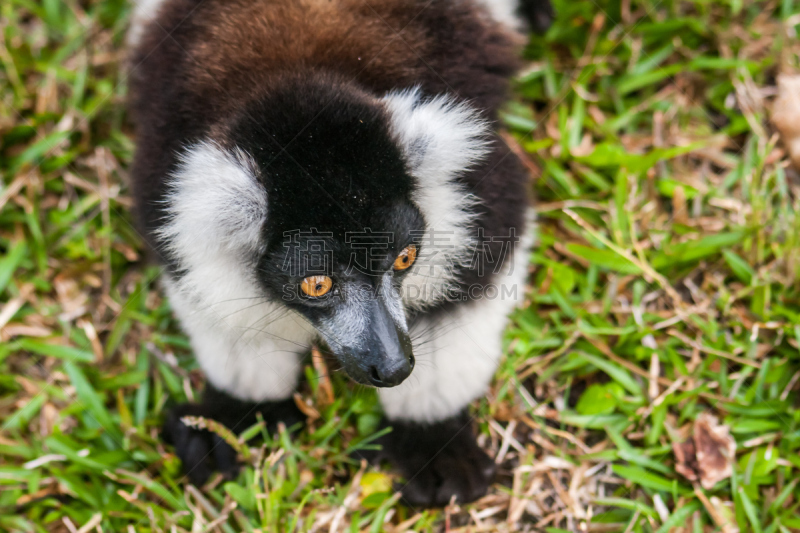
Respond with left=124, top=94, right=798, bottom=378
left=694, top=413, right=736, bottom=489
left=293, top=392, right=321, bottom=421
left=672, top=185, right=689, bottom=225
left=673, top=412, right=736, bottom=490
left=569, top=133, right=595, bottom=157
left=771, top=74, right=800, bottom=169
left=674, top=430, right=699, bottom=482
left=311, top=345, right=335, bottom=408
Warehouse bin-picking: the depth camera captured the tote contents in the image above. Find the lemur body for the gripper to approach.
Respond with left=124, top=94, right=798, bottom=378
left=128, top=0, right=550, bottom=507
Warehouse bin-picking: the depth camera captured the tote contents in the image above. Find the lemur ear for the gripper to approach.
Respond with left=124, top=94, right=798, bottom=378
left=158, top=141, right=267, bottom=270
left=382, top=88, right=491, bottom=181
left=382, top=89, right=491, bottom=309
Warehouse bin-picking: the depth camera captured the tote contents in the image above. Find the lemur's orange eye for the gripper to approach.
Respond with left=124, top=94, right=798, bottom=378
left=393, top=245, right=417, bottom=271
left=301, top=276, right=332, bottom=297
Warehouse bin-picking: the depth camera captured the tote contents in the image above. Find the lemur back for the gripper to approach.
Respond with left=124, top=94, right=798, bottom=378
left=129, top=0, right=525, bottom=247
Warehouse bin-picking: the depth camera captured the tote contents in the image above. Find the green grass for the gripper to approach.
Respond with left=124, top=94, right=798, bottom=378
left=2, top=0, right=800, bottom=531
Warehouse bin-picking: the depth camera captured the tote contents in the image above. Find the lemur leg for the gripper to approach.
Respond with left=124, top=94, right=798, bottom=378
left=371, top=301, right=512, bottom=507
left=163, top=385, right=304, bottom=485
left=162, top=326, right=308, bottom=484
left=371, top=237, right=532, bottom=507
left=162, top=279, right=313, bottom=484
left=357, top=409, right=495, bottom=507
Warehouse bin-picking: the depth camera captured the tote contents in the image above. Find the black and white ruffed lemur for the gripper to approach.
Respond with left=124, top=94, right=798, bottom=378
left=128, top=0, right=553, bottom=507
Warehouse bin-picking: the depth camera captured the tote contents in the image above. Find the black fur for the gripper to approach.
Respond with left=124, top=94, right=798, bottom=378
left=232, top=74, right=414, bottom=242
left=519, top=0, right=556, bottom=34
left=163, top=385, right=304, bottom=485
left=354, top=412, right=496, bottom=507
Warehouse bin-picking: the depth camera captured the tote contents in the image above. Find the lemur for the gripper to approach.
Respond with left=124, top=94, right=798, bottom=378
left=128, top=0, right=553, bottom=507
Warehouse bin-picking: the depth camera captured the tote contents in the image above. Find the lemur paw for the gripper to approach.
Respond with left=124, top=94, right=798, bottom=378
left=399, top=436, right=496, bottom=507
left=163, top=404, right=240, bottom=485
left=163, top=386, right=305, bottom=485
left=356, top=413, right=496, bottom=508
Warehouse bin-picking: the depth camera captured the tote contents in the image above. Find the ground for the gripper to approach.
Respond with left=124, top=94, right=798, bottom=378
left=1, top=0, right=800, bottom=531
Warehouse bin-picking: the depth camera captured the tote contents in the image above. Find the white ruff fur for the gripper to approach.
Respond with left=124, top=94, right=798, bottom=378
left=382, top=88, right=490, bottom=311
left=379, top=213, right=535, bottom=422
left=472, top=0, right=525, bottom=29
left=159, top=142, right=314, bottom=401
left=127, top=0, right=168, bottom=46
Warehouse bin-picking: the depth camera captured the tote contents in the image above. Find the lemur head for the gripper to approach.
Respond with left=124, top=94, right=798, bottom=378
left=159, top=73, right=490, bottom=388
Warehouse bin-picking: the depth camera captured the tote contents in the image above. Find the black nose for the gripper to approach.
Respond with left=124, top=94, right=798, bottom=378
left=352, top=294, right=415, bottom=388
left=368, top=353, right=414, bottom=387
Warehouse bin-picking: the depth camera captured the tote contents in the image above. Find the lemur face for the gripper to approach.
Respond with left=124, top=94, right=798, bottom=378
left=257, top=204, right=424, bottom=387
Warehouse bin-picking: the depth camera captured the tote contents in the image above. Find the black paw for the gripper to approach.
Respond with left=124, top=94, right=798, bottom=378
left=518, top=0, right=556, bottom=34
left=399, top=436, right=496, bottom=507
left=359, top=413, right=496, bottom=508
left=163, top=404, right=240, bottom=486
left=201, top=385, right=306, bottom=436
left=162, top=385, right=306, bottom=485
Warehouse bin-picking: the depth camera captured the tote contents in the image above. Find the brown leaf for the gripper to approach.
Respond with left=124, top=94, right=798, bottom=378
left=569, top=133, right=594, bottom=157
left=672, top=185, right=689, bottom=225
left=772, top=74, right=800, bottom=170
left=293, top=392, right=321, bottom=422
left=673, top=413, right=736, bottom=490
left=673, top=430, right=699, bottom=483
left=695, top=413, right=736, bottom=490
left=312, top=345, right=335, bottom=408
